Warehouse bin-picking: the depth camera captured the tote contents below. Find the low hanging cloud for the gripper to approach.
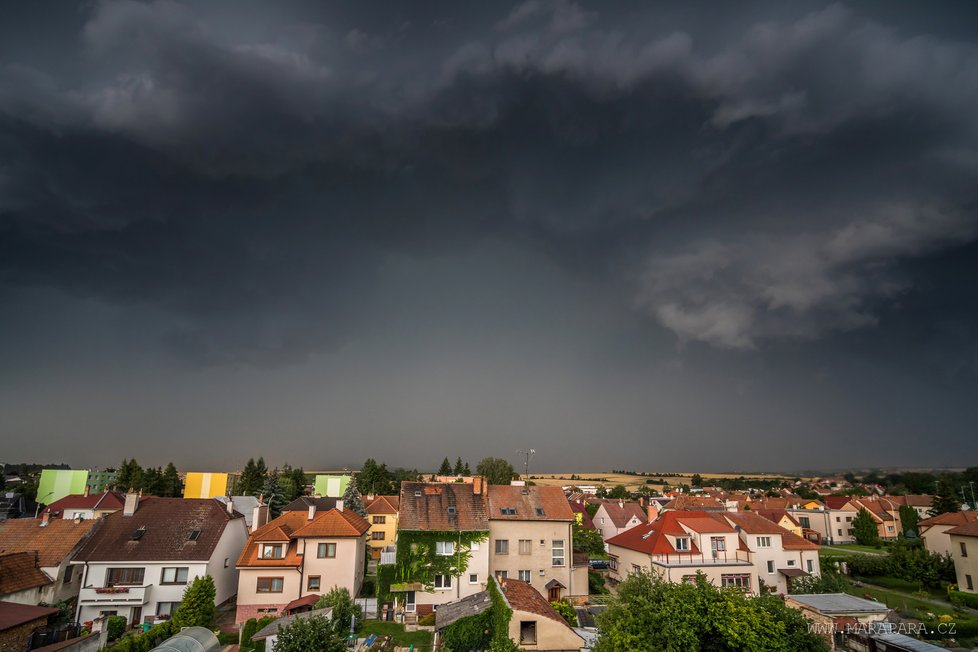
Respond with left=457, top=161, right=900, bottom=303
left=638, top=205, right=978, bottom=349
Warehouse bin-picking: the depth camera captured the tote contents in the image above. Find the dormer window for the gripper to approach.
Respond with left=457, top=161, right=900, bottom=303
left=447, top=507, right=457, bottom=516
left=674, top=537, right=690, bottom=551
left=501, top=507, right=517, bottom=515
left=261, top=543, right=285, bottom=559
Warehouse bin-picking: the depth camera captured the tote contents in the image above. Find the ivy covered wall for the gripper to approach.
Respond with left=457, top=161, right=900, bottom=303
left=439, top=577, right=519, bottom=652
left=377, top=529, right=489, bottom=604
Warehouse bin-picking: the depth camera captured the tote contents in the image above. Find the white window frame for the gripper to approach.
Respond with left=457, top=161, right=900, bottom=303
left=675, top=537, right=690, bottom=551
left=433, top=574, right=453, bottom=590
left=756, top=536, right=771, bottom=548
left=161, top=567, right=189, bottom=584
left=552, top=539, right=565, bottom=567
left=435, top=541, right=455, bottom=556
left=518, top=570, right=531, bottom=582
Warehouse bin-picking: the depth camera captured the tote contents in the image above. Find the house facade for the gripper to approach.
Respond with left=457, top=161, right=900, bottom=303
left=71, top=495, right=248, bottom=628
left=722, top=512, right=820, bottom=595
left=487, top=485, right=586, bottom=601
left=235, top=502, right=369, bottom=624
left=364, top=496, right=399, bottom=558
left=919, top=512, right=978, bottom=558
left=45, top=490, right=125, bottom=521
left=821, top=497, right=860, bottom=544
left=592, top=500, right=646, bottom=545
left=947, top=522, right=978, bottom=594
left=0, top=513, right=99, bottom=606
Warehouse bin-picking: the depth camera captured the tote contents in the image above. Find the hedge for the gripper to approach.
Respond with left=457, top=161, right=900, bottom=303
left=948, top=589, right=978, bottom=610
left=920, top=619, right=978, bottom=640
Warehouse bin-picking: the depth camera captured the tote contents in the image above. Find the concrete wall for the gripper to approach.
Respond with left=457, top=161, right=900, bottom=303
left=488, top=520, right=579, bottom=598
left=507, top=608, right=584, bottom=651
left=205, top=518, right=248, bottom=605
left=607, top=544, right=760, bottom=595
left=413, top=536, right=490, bottom=609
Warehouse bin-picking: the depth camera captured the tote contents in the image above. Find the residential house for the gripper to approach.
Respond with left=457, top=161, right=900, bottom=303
left=885, top=495, right=934, bottom=520
left=214, top=496, right=261, bottom=529
left=918, top=511, right=978, bottom=558
left=487, top=485, right=586, bottom=601
left=852, top=496, right=903, bottom=541
left=661, top=495, right=726, bottom=512
left=821, top=497, right=860, bottom=544
left=364, top=496, right=399, bottom=558
left=313, top=475, right=351, bottom=498
left=606, top=510, right=758, bottom=594
left=947, top=522, right=978, bottom=594
left=281, top=496, right=339, bottom=514
left=753, top=510, right=803, bottom=536
left=388, top=480, right=491, bottom=616
left=434, top=579, right=585, bottom=652
left=249, top=606, right=332, bottom=650
left=71, top=494, right=248, bottom=628
left=36, top=470, right=90, bottom=507
left=182, top=473, right=227, bottom=499
left=592, top=500, right=646, bottom=545
left=45, top=490, right=126, bottom=521
left=0, top=513, right=99, bottom=605
left=787, top=594, right=889, bottom=651
left=722, top=512, right=820, bottom=595
left=0, top=602, right=59, bottom=652
left=235, top=500, right=369, bottom=624
left=567, top=502, right=595, bottom=530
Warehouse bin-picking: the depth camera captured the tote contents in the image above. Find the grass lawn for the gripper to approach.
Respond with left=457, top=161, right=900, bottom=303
left=360, top=621, right=433, bottom=647
left=832, top=543, right=889, bottom=554
left=853, top=575, right=948, bottom=601
left=840, top=578, right=961, bottom=619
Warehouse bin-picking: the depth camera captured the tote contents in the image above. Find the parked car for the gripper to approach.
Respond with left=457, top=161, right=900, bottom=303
left=589, top=559, right=610, bottom=570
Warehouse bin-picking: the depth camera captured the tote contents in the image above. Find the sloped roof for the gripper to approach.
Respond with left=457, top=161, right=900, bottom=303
left=365, top=496, right=399, bottom=515
left=46, top=491, right=125, bottom=514
left=434, top=591, right=492, bottom=630
left=73, top=498, right=241, bottom=563
left=782, top=530, right=820, bottom=551
left=0, top=517, right=99, bottom=567
left=596, top=501, right=646, bottom=528
left=918, top=511, right=978, bottom=527
left=723, top=512, right=787, bottom=535
left=0, top=552, right=53, bottom=595
left=237, top=508, right=368, bottom=568
left=789, top=593, right=888, bottom=615
left=823, top=496, right=858, bottom=510
left=0, top=601, right=58, bottom=631
left=499, top=578, right=574, bottom=626
left=398, top=482, right=489, bottom=532
left=754, top=509, right=801, bottom=528
left=946, top=521, right=978, bottom=538
left=886, top=495, right=933, bottom=508
left=488, top=485, right=574, bottom=521
left=290, top=509, right=370, bottom=538
left=568, top=502, right=594, bottom=529
left=251, top=607, right=333, bottom=640
left=663, top=495, right=725, bottom=511
left=282, top=496, right=339, bottom=513
left=606, top=510, right=728, bottom=555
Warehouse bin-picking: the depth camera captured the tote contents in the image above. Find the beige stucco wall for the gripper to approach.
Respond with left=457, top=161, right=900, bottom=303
left=367, top=513, right=398, bottom=553
left=413, top=535, right=491, bottom=608
left=950, top=534, right=978, bottom=594
left=297, top=536, right=366, bottom=596
left=593, top=505, right=642, bottom=544
left=607, top=544, right=759, bottom=595
left=236, top=567, right=303, bottom=607
left=828, top=507, right=858, bottom=544
left=745, top=532, right=820, bottom=594
left=508, top=609, right=584, bottom=651
left=921, top=524, right=958, bottom=559
left=488, top=520, right=578, bottom=598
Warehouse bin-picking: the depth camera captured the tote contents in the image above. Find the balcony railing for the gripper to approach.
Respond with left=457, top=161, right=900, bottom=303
left=650, top=550, right=752, bottom=567
left=78, top=584, right=152, bottom=606
left=379, top=546, right=397, bottom=566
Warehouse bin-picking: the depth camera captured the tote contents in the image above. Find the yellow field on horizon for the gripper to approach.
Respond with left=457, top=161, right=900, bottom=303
left=527, top=471, right=805, bottom=491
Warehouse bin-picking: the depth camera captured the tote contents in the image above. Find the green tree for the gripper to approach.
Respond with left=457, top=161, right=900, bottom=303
left=573, top=523, right=605, bottom=556
left=172, top=575, right=216, bottom=628
left=608, top=484, right=629, bottom=499
left=161, top=462, right=181, bottom=497
left=278, top=465, right=307, bottom=502
left=691, top=474, right=703, bottom=487
left=272, top=614, right=346, bottom=652
left=261, top=472, right=287, bottom=517
left=851, top=508, right=880, bottom=545
left=438, top=457, right=453, bottom=475
left=453, top=456, right=465, bottom=476
left=594, top=571, right=827, bottom=652
left=141, top=466, right=163, bottom=495
left=116, top=459, right=144, bottom=491
left=356, top=459, right=394, bottom=496
left=929, top=481, right=962, bottom=516
left=898, top=504, right=919, bottom=537
left=314, top=586, right=363, bottom=634
left=476, top=457, right=516, bottom=486
left=342, top=477, right=368, bottom=517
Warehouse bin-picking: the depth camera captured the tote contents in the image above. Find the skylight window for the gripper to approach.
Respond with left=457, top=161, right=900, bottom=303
left=189, top=529, right=202, bottom=541
left=501, top=507, right=517, bottom=515
left=535, top=508, right=545, bottom=516
left=131, top=527, right=145, bottom=541
left=447, top=506, right=457, bottom=515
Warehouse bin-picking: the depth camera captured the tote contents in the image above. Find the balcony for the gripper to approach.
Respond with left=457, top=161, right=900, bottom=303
left=78, top=584, right=152, bottom=607
left=379, top=546, right=397, bottom=566
left=650, top=550, right=752, bottom=567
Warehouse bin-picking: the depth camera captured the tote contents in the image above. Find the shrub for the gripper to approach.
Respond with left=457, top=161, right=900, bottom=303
left=314, top=586, right=362, bottom=634
left=550, top=600, right=577, bottom=625
left=216, top=631, right=238, bottom=645
left=106, top=616, right=127, bottom=641
left=588, top=570, right=608, bottom=595
left=948, top=589, right=978, bottom=609
left=418, top=612, right=436, bottom=626
left=172, top=575, right=217, bottom=628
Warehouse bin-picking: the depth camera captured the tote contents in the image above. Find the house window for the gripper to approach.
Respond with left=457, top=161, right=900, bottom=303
left=161, top=567, right=189, bottom=585
left=501, top=507, right=517, bottom=515
left=372, top=516, right=386, bottom=524
left=256, top=577, right=284, bottom=593
left=609, top=557, right=618, bottom=571
left=519, top=621, right=537, bottom=645
left=436, top=541, right=455, bottom=556
left=845, top=516, right=852, bottom=522
left=261, top=544, right=285, bottom=559
left=469, top=574, right=479, bottom=584
left=495, top=540, right=509, bottom=555
left=495, top=570, right=508, bottom=580
left=308, top=576, right=321, bottom=591
left=156, top=602, right=180, bottom=617
left=807, top=559, right=814, bottom=573
left=224, top=558, right=230, bottom=568
left=756, top=537, right=771, bottom=548
left=767, top=560, right=774, bottom=574
left=552, top=540, right=565, bottom=567
left=63, top=566, right=73, bottom=585
left=682, top=575, right=697, bottom=584
left=721, top=574, right=751, bottom=590
left=710, top=536, right=726, bottom=554
left=470, top=541, right=480, bottom=551
left=799, top=516, right=810, bottom=529
left=786, top=559, right=795, bottom=567
left=106, top=568, right=145, bottom=586
left=372, top=531, right=386, bottom=540
left=837, top=529, right=842, bottom=536
left=961, top=542, right=969, bottom=558
left=675, top=537, right=690, bottom=551
left=519, top=539, right=532, bottom=555
left=434, top=574, right=452, bottom=589
left=518, top=570, right=531, bottom=582
left=318, top=543, right=337, bottom=558
left=836, top=517, right=840, bottom=522
left=966, top=574, right=974, bottom=591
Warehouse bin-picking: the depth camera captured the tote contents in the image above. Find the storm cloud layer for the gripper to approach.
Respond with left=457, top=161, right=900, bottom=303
left=2, top=1, right=977, bottom=471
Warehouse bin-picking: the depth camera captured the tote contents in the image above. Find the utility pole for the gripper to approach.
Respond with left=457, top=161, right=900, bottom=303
left=970, top=481, right=976, bottom=510
left=517, top=449, right=535, bottom=483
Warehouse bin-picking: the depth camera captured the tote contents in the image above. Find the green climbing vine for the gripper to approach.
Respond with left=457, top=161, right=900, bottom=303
left=377, top=529, right=489, bottom=603
left=439, top=577, right=518, bottom=652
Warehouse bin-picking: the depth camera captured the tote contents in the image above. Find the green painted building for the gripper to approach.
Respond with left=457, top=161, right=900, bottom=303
left=37, top=469, right=89, bottom=505
left=313, top=474, right=351, bottom=497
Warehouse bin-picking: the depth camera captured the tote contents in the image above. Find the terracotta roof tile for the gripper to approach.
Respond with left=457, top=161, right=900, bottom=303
left=365, top=496, right=399, bottom=515
left=237, top=508, right=368, bottom=569
left=823, top=496, right=858, bottom=510
left=498, top=579, right=567, bottom=625
left=398, top=482, right=488, bottom=532
left=46, top=491, right=126, bottom=514
left=0, top=552, right=53, bottom=594
left=488, top=486, right=574, bottom=521
left=723, top=512, right=787, bottom=535
left=946, top=522, right=978, bottom=537
left=72, top=498, right=241, bottom=563
left=917, top=511, right=978, bottom=527
left=606, top=511, right=727, bottom=555
left=663, top=496, right=725, bottom=511
left=597, top=501, right=646, bottom=528
left=0, top=518, right=99, bottom=567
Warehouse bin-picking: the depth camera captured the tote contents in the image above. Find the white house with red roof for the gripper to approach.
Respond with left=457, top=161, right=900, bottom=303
left=721, top=512, right=820, bottom=595
left=45, top=489, right=126, bottom=521
left=592, top=500, right=647, bottom=546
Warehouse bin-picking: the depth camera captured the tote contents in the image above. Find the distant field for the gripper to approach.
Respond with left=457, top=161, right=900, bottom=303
left=528, top=471, right=801, bottom=491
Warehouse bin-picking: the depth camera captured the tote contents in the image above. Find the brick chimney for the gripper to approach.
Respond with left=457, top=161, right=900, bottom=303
left=84, top=485, right=90, bottom=498
left=41, top=508, right=51, bottom=526
left=123, top=489, right=139, bottom=517
left=647, top=504, right=659, bottom=524
left=251, top=497, right=270, bottom=533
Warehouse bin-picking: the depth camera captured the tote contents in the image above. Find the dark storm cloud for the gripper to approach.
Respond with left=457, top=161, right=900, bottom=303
left=2, top=1, right=978, bottom=469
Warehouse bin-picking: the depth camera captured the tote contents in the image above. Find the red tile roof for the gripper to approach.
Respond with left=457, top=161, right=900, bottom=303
left=498, top=579, right=568, bottom=625
left=782, top=530, right=820, bottom=551
left=46, top=491, right=125, bottom=514
left=754, top=509, right=801, bottom=528
left=488, top=486, right=574, bottom=521
left=0, top=601, right=59, bottom=631
left=398, top=482, right=489, bottom=532
left=606, top=510, right=727, bottom=555
left=823, top=496, right=858, bottom=510
left=0, top=552, right=53, bottom=595
left=73, top=498, right=242, bottom=563
left=237, top=508, right=369, bottom=569
left=946, top=522, right=978, bottom=538
left=596, top=501, right=646, bottom=529
left=723, top=512, right=788, bottom=535
left=663, top=496, right=725, bottom=511
left=0, top=518, right=99, bottom=567
left=365, top=496, right=399, bottom=515
left=918, top=511, right=978, bottom=527
left=568, top=502, right=594, bottom=530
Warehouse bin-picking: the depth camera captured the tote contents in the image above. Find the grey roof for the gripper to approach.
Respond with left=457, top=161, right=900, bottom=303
left=434, top=591, right=492, bottom=630
left=788, top=593, right=889, bottom=614
left=871, top=632, right=948, bottom=652
left=251, top=607, right=333, bottom=640
left=214, top=496, right=260, bottom=526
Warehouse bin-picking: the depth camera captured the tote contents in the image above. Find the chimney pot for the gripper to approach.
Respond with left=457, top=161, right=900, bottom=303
left=336, top=499, right=344, bottom=512
left=226, top=498, right=234, bottom=516
left=41, top=509, right=51, bottom=526
left=84, top=485, right=90, bottom=498
left=123, top=490, right=139, bottom=517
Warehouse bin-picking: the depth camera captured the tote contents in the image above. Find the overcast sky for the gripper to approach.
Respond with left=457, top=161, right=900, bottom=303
left=2, top=1, right=977, bottom=474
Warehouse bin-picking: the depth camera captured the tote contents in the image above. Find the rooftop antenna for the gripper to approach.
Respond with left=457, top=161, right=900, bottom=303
left=517, top=449, right=536, bottom=483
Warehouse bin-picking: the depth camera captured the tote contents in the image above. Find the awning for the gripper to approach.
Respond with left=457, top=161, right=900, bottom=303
left=779, top=568, right=809, bottom=577
left=545, top=579, right=566, bottom=589
left=390, top=582, right=424, bottom=592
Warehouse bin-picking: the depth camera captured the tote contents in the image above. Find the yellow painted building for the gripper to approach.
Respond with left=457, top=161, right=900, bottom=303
left=183, top=472, right=229, bottom=499
left=364, top=496, right=399, bottom=558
